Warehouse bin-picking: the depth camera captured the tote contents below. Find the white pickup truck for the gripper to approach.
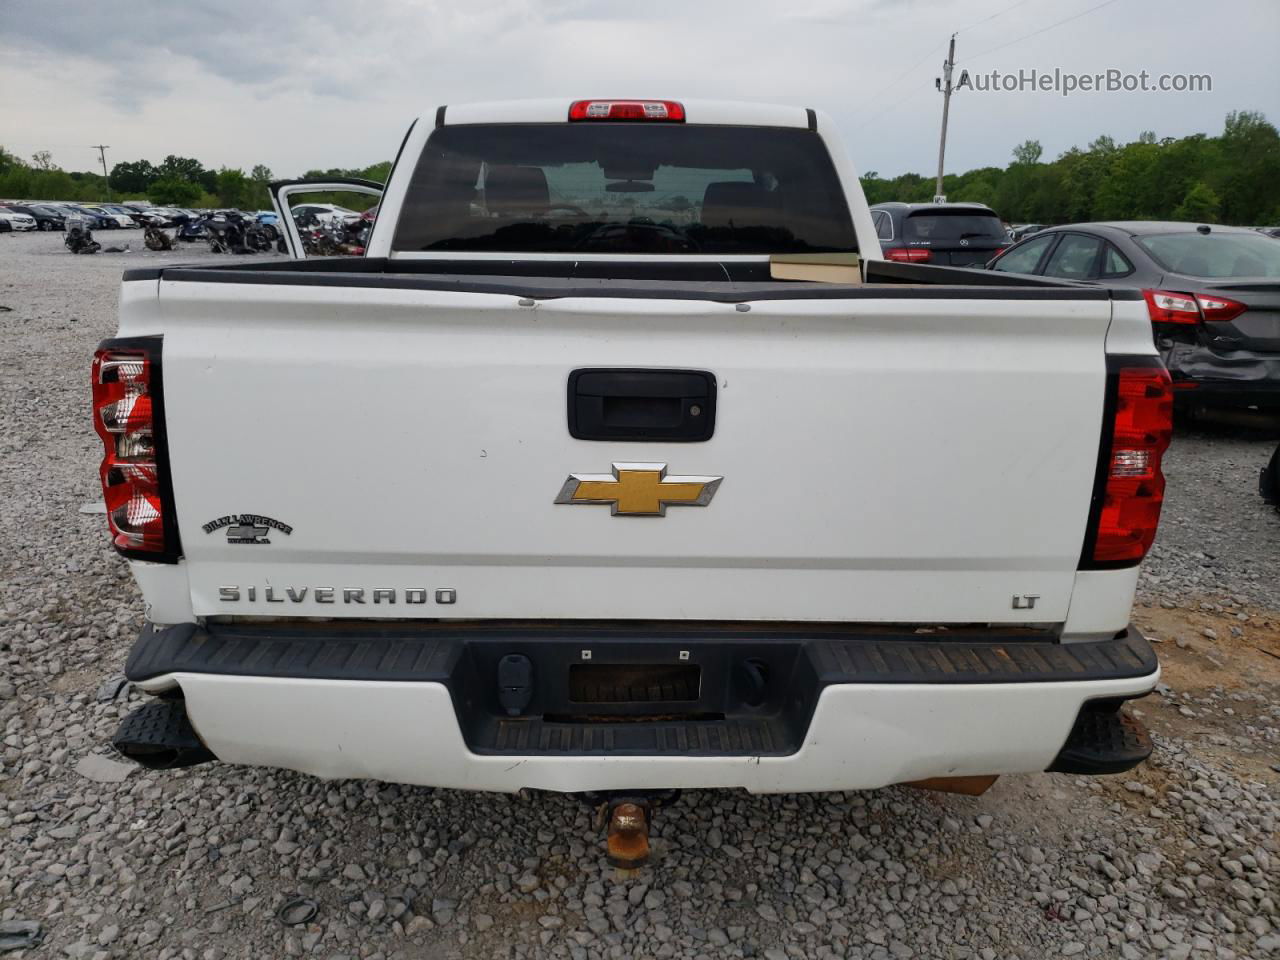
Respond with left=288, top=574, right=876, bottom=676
left=99, top=99, right=1170, bottom=816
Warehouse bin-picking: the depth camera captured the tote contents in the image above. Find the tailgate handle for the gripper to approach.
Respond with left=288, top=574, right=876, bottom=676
left=568, top=369, right=717, bottom=442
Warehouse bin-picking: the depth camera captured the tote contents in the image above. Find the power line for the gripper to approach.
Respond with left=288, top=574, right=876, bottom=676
left=854, top=39, right=949, bottom=130
left=854, top=0, right=1044, bottom=133
left=956, top=0, right=1039, bottom=34
left=963, top=0, right=1126, bottom=63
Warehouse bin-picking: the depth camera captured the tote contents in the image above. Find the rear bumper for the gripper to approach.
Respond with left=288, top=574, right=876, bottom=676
left=1163, top=344, right=1280, bottom=408
left=124, top=621, right=1159, bottom=793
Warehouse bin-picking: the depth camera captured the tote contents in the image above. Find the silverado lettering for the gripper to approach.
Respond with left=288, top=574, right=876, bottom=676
left=217, top=586, right=455, bottom=604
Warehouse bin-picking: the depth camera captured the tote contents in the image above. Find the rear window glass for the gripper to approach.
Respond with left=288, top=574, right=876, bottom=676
left=392, top=123, right=857, bottom=255
left=903, top=210, right=1005, bottom=244
left=873, top=210, right=893, bottom=241
left=1101, top=244, right=1133, bottom=277
left=1135, top=231, right=1280, bottom=278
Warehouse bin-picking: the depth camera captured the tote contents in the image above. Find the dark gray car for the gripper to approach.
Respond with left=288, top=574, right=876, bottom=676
left=870, top=201, right=1009, bottom=267
left=989, top=222, right=1280, bottom=410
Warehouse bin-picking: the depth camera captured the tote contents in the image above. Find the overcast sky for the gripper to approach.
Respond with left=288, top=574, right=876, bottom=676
left=2, top=0, right=1277, bottom=180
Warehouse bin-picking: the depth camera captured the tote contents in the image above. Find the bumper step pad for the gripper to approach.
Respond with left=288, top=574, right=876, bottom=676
left=1048, top=707, right=1152, bottom=775
left=112, top=700, right=216, bottom=770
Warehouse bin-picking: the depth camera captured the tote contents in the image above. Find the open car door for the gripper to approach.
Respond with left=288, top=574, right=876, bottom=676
left=268, top=177, right=384, bottom=259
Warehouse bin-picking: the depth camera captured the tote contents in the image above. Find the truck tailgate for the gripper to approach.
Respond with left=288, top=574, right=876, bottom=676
left=151, top=279, right=1111, bottom=624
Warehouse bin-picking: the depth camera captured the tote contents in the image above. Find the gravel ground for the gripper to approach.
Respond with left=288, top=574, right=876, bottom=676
left=1, top=230, right=1277, bottom=960
left=1139, top=417, right=1280, bottom=612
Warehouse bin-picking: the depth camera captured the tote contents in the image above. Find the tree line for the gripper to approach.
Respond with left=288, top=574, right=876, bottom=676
left=2, top=110, right=1277, bottom=224
left=0, top=149, right=390, bottom=210
left=862, top=111, right=1280, bottom=226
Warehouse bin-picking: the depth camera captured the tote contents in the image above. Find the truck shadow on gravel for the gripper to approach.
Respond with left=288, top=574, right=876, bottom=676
left=1174, top=406, right=1280, bottom=442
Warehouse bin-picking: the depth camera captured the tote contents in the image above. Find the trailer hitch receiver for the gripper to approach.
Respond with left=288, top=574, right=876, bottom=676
left=606, top=799, right=651, bottom=868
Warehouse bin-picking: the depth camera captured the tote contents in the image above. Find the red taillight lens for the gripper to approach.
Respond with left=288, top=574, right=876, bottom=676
left=1143, top=289, right=1247, bottom=326
left=1195, top=293, right=1247, bottom=323
left=568, top=100, right=685, bottom=122
left=1085, top=362, right=1173, bottom=566
left=883, top=248, right=931, bottom=263
left=92, top=340, right=178, bottom=561
left=1143, top=289, right=1201, bottom=324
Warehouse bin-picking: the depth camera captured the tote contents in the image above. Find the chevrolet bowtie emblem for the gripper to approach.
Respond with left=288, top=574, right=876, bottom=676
left=555, top=463, right=723, bottom=516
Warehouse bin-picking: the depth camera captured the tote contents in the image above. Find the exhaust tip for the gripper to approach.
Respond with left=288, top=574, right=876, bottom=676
left=112, top=700, right=216, bottom=770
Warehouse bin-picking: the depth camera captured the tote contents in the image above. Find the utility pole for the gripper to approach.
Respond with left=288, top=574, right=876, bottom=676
left=92, top=145, right=112, bottom=201
left=934, top=34, right=956, bottom=202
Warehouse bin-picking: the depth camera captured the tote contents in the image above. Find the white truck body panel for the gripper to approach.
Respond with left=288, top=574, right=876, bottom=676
left=102, top=99, right=1167, bottom=795
left=143, top=281, right=1111, bottom=625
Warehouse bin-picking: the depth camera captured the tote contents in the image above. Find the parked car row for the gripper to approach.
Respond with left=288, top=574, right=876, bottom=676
left=0, top=200, right=136, bottom=231
left=875, top=200, right=1279, bottom=412
left=46, top=196, right=375, bottom=258
left=1, top=198, right=372, bottom=235
left=989, top=220, right=1280, bottom=410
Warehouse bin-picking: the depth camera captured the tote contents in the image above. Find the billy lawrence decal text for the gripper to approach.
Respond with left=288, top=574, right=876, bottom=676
left=203, top=514, right=293, bottom=535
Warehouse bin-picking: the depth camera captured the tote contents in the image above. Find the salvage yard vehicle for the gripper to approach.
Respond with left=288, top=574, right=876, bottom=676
left=869, top=201, right=1008, bottom=266
left=288, top=201, right=361, bottom=225
left=67, top=205, right=120, bottom=230
left=3, top=203, right=65, bottom=231
left=990, top=222, right=1280, bottom=410
left=80, top=205, right=136, bottom=228
left=98, top=99, right=1170, bottom=854
left=0, top=205, right=38, bottom=230
left=64, top=215, right=100, bottom=254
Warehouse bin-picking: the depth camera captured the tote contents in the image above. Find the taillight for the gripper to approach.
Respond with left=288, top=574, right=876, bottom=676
left=1081, top=360, right=1173, bottom=567
left=1143, top=289, right=1200, bottom=324
left=1143, top=289, right=1246, bottom=326
left=883, top=248, right=931, bottom=263
left=91, top=338, right=180, bottom=562
left=568, top=100, right=685, bottom=122
left=1195, top=294, right=1247, bottom=323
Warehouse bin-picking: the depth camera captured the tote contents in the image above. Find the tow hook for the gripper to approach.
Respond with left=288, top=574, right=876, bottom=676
left=605, top=798, right=652, bottom=868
